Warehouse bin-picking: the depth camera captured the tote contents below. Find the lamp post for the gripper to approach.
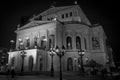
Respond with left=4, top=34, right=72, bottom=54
left=20, top=50, right=26, bottom=72
left=55, top=45, right=65, bottom=80
left=49, top=48, right=56, bottom=77
left=78, top=49, right=85, bottom=72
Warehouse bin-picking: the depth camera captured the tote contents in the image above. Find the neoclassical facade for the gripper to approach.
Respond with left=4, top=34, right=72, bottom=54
left=8, top=4, right=114, bottom=72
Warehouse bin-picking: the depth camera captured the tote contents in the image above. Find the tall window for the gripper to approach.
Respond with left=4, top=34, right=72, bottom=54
left=41, top=36, right=46, bottom=49
left=39, top=15, right=42, bottom=20
left=84, top=38, right=87, bottom=50
left=66, top=13, right=68, bottom=18
left=70, top=12, right=73, bottom=17
left=62, top=14, right=64, bottom=19
left=76, top=36, right=81, bottom=49
left=39, top=58, right=42, bottom=71
left=49, top=39, right=52, bottom=48
left=67, top=57, right=73, bottom=71
left=29, top=56, right=33, bottom=71
left=66, top=36, right=72, bottom=49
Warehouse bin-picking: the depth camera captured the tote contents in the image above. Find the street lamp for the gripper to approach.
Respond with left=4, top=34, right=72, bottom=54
left=55, top=45, right=65, bottom=80
left=78, top=49, right=85, bottom=72
left=48, top=48, right=56, bottom=77
left=20, top=50, right=27, bottom=72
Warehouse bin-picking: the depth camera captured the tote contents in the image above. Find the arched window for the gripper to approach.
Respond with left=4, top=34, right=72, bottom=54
left=34, top=37, right=38, bottom=48
left=41, top=36, right=46, bottom=49
left=39, top=58, right=42, bottom=71
left=67, top=57, right=73, bottom=71
left=49, top=35, right=55, bottom=48
left=49, top=39, right=52, bottom=48
left=29, top=56, right=34, bottom=71
left=76, top=36, right=81, bottom=49
left=66, top=36, right=72, bottom=49
left=84, top=38, right=87, bottom=50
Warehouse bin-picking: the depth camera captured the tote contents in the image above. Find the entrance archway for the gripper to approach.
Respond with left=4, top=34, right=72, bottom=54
left=39, top=58, right=42, bottom=71
left=29, top=56, right=33, bottom=71
left=67, top=57, right=73, bottom=71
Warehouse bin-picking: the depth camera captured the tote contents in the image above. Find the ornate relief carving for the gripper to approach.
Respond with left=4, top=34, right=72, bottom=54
left=65, top=32, right=69, bottom=37
left=76, top=31, right=82, bottom=36
left=92, top=37, right=100, bottom=50
left=65, top=31, right=76, bottom=37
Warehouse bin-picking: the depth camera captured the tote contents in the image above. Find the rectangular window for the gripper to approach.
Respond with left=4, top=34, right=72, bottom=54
left=70, top=12, right=73, bottom=17
left=66, top=13, right=68, bottom=18
left=62, top=14, right=64, bottom=19
left=47, top=18, right=50, bottom=20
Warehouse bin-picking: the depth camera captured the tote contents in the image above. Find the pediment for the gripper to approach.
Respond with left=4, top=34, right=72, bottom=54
left=40, top=5, right=73, bottom=16
left=17, top=21, right=53, bottom=31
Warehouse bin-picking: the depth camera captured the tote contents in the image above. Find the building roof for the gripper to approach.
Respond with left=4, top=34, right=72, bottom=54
left=32, top=5, right=75, bottom=19
left=29, top=4, right=91, bottom=25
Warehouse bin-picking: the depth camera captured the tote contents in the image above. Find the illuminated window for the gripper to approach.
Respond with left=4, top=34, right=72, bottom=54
left=66, top=36, right=72, bottom=49
left=41, top=36, right=46, bottom=49
left=76, top=36, right=81, bottom=49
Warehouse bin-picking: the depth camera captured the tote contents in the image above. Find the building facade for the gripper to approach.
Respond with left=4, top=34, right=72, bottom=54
left=8, top=5, right=114, bottom=72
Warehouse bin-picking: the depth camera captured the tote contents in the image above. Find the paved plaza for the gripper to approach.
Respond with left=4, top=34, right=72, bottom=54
left=0, top=72, right=120, bottom=80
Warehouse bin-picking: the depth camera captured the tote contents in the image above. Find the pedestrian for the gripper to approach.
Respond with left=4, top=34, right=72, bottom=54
left=104, top=68, right=107, bottom=77
left=101, top=67, right=104, bottom=77
left=6, top=68, right=10, bottom=79
left=11, top=67, right=16, bottom=78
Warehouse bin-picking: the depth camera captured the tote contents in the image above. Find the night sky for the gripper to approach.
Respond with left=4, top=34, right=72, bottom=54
left=0, top=0, right=119, bottom=62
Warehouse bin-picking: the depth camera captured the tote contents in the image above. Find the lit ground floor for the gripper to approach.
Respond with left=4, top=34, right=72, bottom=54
left=8, top=49, right=113, bottom=72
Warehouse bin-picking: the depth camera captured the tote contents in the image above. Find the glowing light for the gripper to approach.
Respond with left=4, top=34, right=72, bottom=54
left=10, top=40, right=15, bottom=43
left=26, top=37, right=29, bottom=40
left=43, top=38, right=47, bottom=41
left=18, top=38, right=22, bottom=42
